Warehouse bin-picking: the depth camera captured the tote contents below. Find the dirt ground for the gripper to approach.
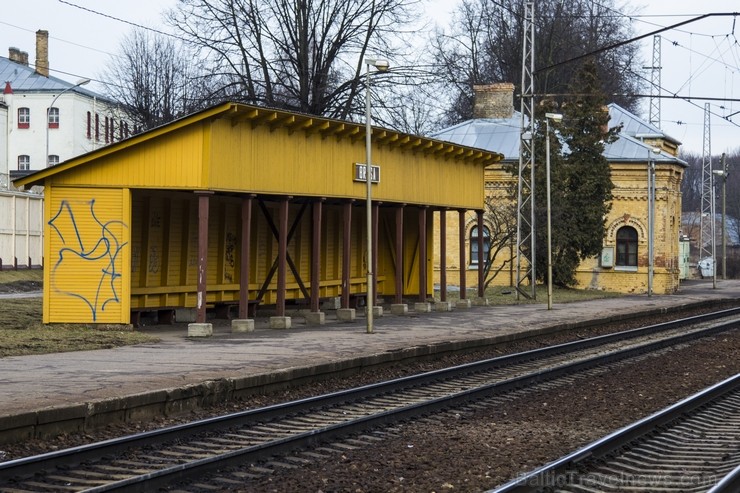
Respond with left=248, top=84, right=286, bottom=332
left=239, top=331, right=740, bottom=493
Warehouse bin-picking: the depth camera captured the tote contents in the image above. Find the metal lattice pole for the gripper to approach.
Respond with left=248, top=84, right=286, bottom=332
left=648, top=35, right=661, bottom=128
left=516, top=0, right=536, bottom=299
left=700, top=103, right=713, bottom=266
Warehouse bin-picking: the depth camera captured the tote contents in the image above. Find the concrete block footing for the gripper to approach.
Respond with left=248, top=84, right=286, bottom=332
left=365, top=306, right=384, bottom=317
left=269, top=316, right=291, bottom=329
left=456, top=299, right=472, bottom=309
left=305, top=312, right=325, bottom=325
left=414, top=302, right=432, bottom=312
left=231, top=319, right=255, bottom=333
left=435, top=301, right=453, bottom=312
left=336, top=308, right=356, bottom=322
left=472, top=297, right=490, bottom=306
left=390, top=304, right=408, bottom=315
left=187, top=323, right=213, bottom=337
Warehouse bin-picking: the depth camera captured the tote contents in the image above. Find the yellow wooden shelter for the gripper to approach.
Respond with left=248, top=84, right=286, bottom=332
left=15, top=102, right=501, bottom=325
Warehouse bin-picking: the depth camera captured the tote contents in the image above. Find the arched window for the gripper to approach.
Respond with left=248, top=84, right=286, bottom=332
left=48, top=107, right=59, bottom=128
left=470, top=225, right=491, bottom=267
left=616, top=226, right=638, bottom=266
left=47, top=155, right=60, bottom=167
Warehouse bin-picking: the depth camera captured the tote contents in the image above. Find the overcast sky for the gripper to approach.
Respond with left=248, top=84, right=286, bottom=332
left=1, top=0, right=737, bottom=156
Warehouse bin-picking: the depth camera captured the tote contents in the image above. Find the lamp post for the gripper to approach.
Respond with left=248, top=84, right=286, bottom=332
left=647, top=146, right=661, bottom=297
left=544, top=113, right=562, bottom=310
left=713, top=154, right=728, bottom=280
left=364, top=58, right=389, bottom=334
left=46, top=78, right=90, bottom=167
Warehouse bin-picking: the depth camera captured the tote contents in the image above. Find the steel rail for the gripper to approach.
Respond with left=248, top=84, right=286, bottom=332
left=490, top=373, right=740, bottom=493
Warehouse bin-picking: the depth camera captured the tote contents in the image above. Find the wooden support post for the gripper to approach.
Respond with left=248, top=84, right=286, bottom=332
left=239, top=195, right=254, bottom=319
left=311, top=199, right=323, bottom=312
left=477, top=209, right=485, bottom=298
left=341, top=201, right=352, bottom=309
left=439, top=209, right=447, bottom=302
left=372, top=202, right=380, bottom=304
left=276, top=197, right=289, bottom=317
left=418, top=206, right=428, bottom=302
left=459, top=209, right=466, bottom=300
left=395, top=205, right=404, bottom=304
left=196, top=192, right=212, bottom=324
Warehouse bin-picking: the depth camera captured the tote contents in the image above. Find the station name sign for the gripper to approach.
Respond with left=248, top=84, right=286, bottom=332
left=353, top=163, right=380, bottom=183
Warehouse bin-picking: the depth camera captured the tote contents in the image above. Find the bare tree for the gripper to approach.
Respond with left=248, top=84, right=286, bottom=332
left=166, top=0, right=421, bottom=122
left=482, top=197, right=517, bottom=288
left=429, top=0, right=644, bottom=127
left=679, top=151, right=702, bottom=214
left=101, top=29, right=212, bottom=132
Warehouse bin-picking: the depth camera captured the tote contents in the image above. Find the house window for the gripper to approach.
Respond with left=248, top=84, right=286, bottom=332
left=47, top=155, right=60, bottom=167
left=18, top=155, right=30, bottom=170
left=616, top=226, right=638, bottom=267
left=95, top=113, right=100, bottom=141
left=48, top=107, right=59, bottom=128
left=470, top=225, right=491, bottom=266
left=18, top=107, right=30, bottom=129
left=87, top=111, right=92, bottom=139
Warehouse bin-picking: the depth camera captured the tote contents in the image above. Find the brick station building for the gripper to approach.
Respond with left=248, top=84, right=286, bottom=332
left=432, top=83, right=687, bottom=295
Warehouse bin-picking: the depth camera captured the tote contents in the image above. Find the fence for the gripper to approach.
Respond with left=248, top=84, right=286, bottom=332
left=0, top=191, right=43, bottom=269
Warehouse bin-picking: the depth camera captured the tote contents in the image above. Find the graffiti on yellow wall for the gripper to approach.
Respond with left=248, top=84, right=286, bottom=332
left=49, top=199, right=128, bottom=321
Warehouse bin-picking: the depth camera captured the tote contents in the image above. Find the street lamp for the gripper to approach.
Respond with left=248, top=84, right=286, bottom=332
left=364, top=58, right=389, bottom=334
left=544, top=112, right=562, bottom=310
left=46, top=78, right=90, bottom=167
left=647, top=146, right=661, bottom=296
left=713, top=163, right=728, bottom=280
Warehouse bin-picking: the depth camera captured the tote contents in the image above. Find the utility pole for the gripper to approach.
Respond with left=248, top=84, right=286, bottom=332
left=648, top=35, right=662, bottom=128
left=699, top=103, right=713, bottom=272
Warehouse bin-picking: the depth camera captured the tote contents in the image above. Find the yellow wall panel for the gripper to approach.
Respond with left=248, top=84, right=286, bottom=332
left=49, top=125, right=206, bottom=190
left=46, top=187, right=130, bottom=323
left=206, top=119, right=485, bottom=210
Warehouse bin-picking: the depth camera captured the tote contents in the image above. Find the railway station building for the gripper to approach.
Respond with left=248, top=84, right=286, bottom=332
left=14, top=102, right=501, bottom=328
left=432, top=83, right=687, bottom=295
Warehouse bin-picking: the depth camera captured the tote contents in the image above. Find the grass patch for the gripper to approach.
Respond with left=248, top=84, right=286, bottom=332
left=0, top=269, right=43, bottom=283
left=437, top=284, right=622, bottom=305
left=0, top=298, right=158, bottom=358
left=0, top=324, right=157, bottom=358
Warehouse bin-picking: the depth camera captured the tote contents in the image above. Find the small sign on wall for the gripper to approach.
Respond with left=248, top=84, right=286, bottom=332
left=601, top=246, right=614, bottom=268
left=354, top=163, right=380, bottom=183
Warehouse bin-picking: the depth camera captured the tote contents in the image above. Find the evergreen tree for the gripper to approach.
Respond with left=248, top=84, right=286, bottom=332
left=534, top=59, right=619, bottom=286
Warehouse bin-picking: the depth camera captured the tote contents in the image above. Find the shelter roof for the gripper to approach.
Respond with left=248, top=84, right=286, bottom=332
left=14, top=101, right=503, bottom=191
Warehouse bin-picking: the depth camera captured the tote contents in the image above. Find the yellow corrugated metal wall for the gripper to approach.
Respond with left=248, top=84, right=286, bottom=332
left=45, top=186, right=130, bottom=324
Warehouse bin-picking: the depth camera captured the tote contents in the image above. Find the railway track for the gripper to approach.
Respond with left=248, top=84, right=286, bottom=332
left=1, top=308, right=739, bottom=492
left=490, top=373, right=740, bottom=493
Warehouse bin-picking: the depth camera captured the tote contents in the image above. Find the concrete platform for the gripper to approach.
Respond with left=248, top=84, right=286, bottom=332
left=1, top=280, right=738, bottom=443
